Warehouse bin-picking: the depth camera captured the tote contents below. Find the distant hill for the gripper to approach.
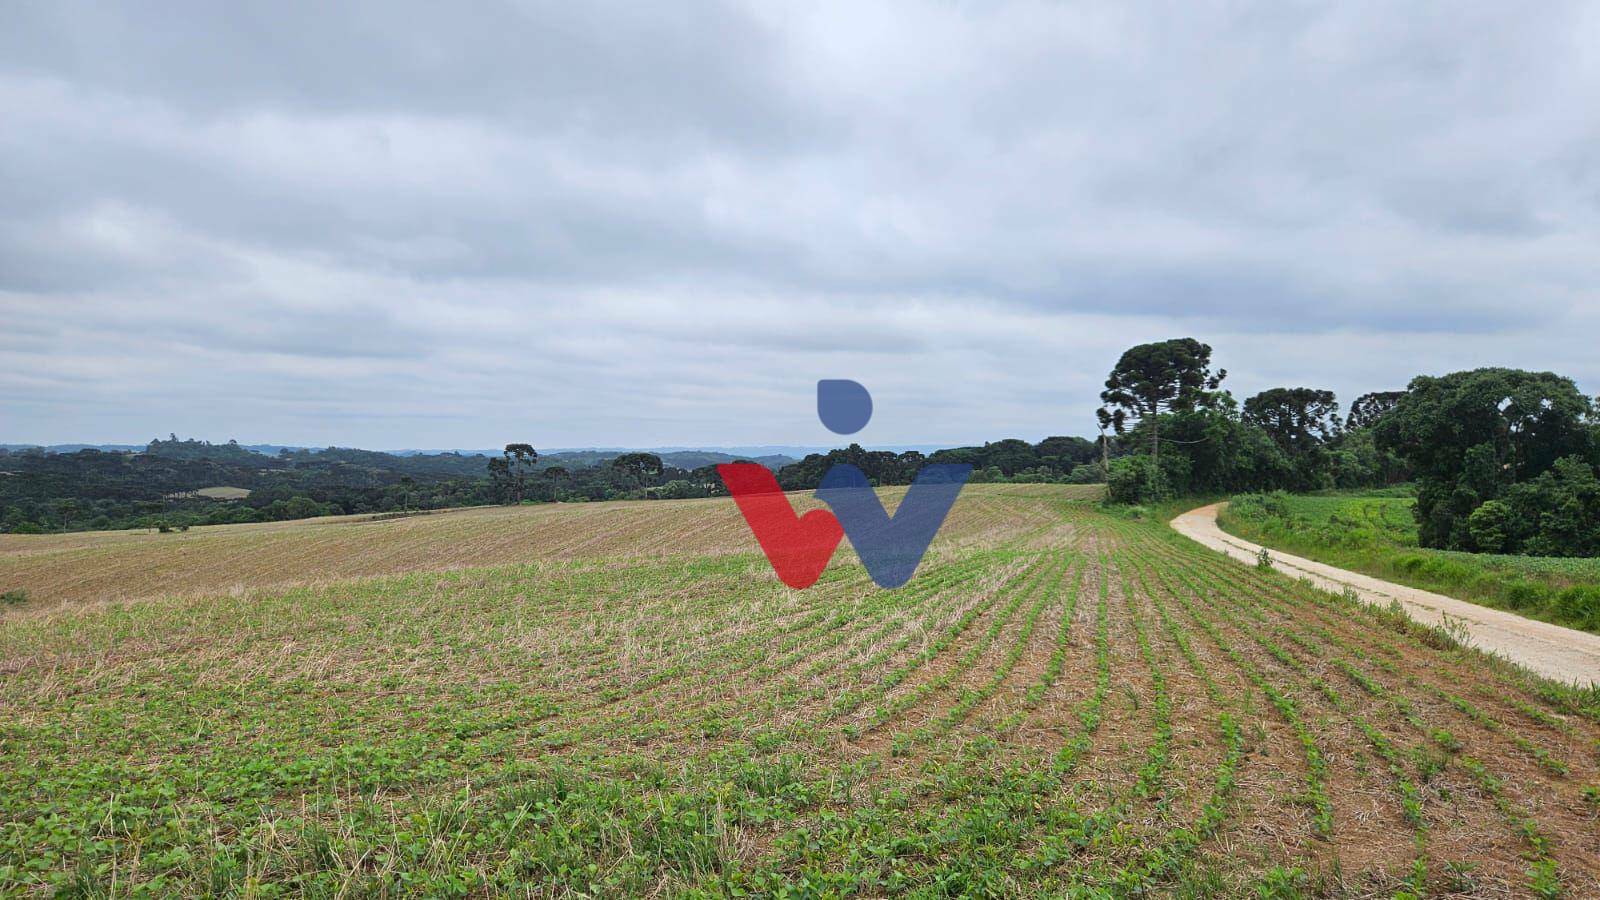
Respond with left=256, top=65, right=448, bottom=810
left=390, top=444, right=949, bottom=460
left=2, top=441, right=950, bottom=462
left=0, top=443, right=146, bottom=454
left=0, top=439, right=798, bottom=473
left=0, top=437, right=801, bottom=533
left=2, top=442, right=300, bottom=455
left=1, top=434, right=1106, bottom=535
left=537, top=450, right=797, bottom=470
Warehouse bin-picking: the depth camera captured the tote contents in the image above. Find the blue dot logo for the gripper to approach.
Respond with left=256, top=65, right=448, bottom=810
left=817, top=379, right=873, bottom=435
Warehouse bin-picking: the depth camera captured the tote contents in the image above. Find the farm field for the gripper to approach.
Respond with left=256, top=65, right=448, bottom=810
left=3, top=485, right=1600, bottom=896
left=0, top=486, right=1063, bottom=611
left=168, top=487, right=255, bottom=501
left=1219, top=491, right=1600, bottom=635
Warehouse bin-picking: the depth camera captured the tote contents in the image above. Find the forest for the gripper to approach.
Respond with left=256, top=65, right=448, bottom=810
left=0, top=432, right=1113, bottom=534
left=0, top=438, right=787, bottom=533
left=1094, top=338, right=1600, bottom=559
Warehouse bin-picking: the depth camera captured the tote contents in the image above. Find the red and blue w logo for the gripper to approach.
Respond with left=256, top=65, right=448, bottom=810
left=720, top=381, right=970, bottom=589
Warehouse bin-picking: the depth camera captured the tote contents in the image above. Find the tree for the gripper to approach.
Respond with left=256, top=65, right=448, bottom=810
left=283, top=496, right=323, bottom=519
left=981, top=439, right=1036, bottom=475
left=1244, top=388, right=1340, bottom=450
left=59, top=498, right=80, bottom=533
left=1466, top=457, right=1600, bottom=557
left=1243, top=387, right=1341, bottom=490
left=1510, top=457, right=1600, bottom=557
left=486, top=456, right=510, bottom=500
left=611, top=452, right=663, bottom=489
left=505, top=443, right=537, bottom=502
left=1466, top=499, right=1513, bottom=554
left=688, top=465, right=728, bottom=496
left=1066, top=463, right=1104, bottom=484
left=1097, top=338, right=1226, bottom=465
left=1034, top=435, right=1097, bottom=470
left=489, top=443, right=538, bottom=504
left=1105, top=388, right=1294, bottom=498
left=1105, top=455, right=1168, bottom=504
left=780, top=445, right=912, bottom=490
left=540, top=465, right=569, bottom=500
left=1376, top=368, right=1596, bottom=549
left=1327, top=427, right=1410, bottom=487
left=652, top=479, right=698, bottom=500
left=1346, top=391, right=1406, bottom=430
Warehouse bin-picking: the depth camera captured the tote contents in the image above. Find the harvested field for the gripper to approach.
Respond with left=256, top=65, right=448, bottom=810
left=2, top=484, right=1598, bottom=896
left=165, top=486, right=254, bottom=501
left=0, top=486, right=1100, bottom=610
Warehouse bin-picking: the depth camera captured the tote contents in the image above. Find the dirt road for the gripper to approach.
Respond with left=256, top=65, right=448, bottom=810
left=1172, top=502, right=1600, bottom=685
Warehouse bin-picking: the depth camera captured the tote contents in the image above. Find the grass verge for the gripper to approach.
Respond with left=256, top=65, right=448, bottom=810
left=1218, top=490, right=1600, bottom=635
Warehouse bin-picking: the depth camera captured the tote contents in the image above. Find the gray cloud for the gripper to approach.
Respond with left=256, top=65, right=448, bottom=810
left=2, top=1, right=1598, bottom=448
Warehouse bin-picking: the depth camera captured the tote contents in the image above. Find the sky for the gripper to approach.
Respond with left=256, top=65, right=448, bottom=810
left=3, top=1, right=1599, bottom=451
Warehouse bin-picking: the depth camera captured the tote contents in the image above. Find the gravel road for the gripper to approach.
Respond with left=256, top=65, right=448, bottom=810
left=1172, top=502, right=1600, bottom=685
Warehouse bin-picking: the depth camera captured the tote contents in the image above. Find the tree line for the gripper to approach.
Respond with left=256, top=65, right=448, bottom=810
left=9, top=346, right=1598, bottom=561
left=0, top=438, right=502, bottom=533
left=772, top=436, right=1106, bottom=491
left=1095, top=337, right=1600, bottom=558
left=0, top=429, right=1116, bottom=533
left=0, top=439, right=787, bottom=533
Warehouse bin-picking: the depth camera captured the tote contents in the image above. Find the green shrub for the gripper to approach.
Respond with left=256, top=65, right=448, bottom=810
left=1065, top=463, right=1104, bottom=484
left=1501, top=580, right=1550, bottom=611
left=1, top=589, right=28, bottom=607
left=650, top=480, right=699, bottom=500
left=1392, top=554, right=1427, bottom=574
left=1555, top=586, right=1600, bottom=628
left=1467, top=500, right=1513, bottom=553
left=1106, top=455, right=1169, bottom=505
left=1231, top=491, right=1293, bottom=521
left=1412, top=556, right=1479, bottom=591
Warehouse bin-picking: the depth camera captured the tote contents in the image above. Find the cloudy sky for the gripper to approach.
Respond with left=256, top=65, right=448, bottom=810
left=3, top=1, right=1599, bottom=450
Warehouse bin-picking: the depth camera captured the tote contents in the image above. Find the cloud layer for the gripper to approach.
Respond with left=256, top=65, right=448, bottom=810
left=4, top=1, right=1598, bottom=448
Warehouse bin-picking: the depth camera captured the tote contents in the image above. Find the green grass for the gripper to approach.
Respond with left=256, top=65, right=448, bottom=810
left=1219, top=490, right=1600, bottom=634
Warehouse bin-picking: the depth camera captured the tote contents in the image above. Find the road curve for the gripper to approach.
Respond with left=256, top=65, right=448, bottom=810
left=1171, top=502, right=1600, bottom=686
